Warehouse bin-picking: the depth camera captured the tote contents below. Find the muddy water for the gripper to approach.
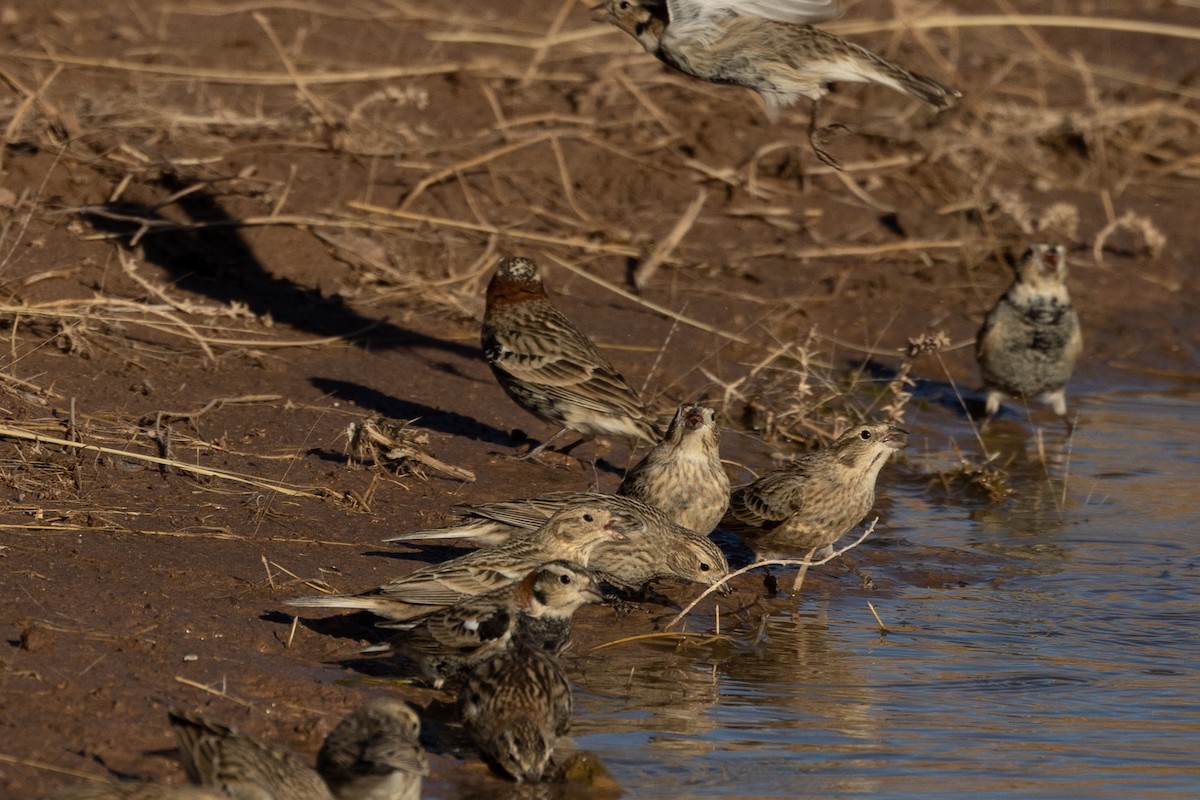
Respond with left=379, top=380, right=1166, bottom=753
left=558, top=388, right=1200, bottom=798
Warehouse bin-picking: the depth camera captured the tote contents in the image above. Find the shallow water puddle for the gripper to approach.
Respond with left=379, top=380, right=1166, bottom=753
left=552, top=389, right=1200, bottom=798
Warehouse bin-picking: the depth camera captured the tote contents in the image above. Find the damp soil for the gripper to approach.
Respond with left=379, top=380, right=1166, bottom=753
left=2, top=1, right=1199, bottom=797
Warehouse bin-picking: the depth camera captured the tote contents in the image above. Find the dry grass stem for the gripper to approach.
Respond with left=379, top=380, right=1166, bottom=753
left=867, top=601, right=889, bottom=634
left=173, top=676, right=254, bottom=707
left=8, top=48, right=461, bottom=85
left=666, top=520, right=879, bottom=629
left=590, top=631, right=731, bottom=652
left=0, top=425, right=322, bottom=498
left=251, top=12, right=341, bottom=129
left=632, top=188, right=708, bottom=290
left=349, top=201, right=644, bottom=257
left=542, top=252, right=751, bottom=344
left=0, top=752, right=103, bottom=783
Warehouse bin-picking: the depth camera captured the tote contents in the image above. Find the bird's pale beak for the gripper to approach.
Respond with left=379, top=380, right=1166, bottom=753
left=590, top=2, right=614, bottom=23
left=882, top=427, right=909, bottom=449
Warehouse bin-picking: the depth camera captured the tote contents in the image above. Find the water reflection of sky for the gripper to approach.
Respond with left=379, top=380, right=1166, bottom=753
left=563, top=390, right=1200, bottom=799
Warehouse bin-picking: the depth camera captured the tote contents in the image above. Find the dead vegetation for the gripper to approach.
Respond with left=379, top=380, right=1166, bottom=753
left=0, top=1, right=1198, bottom=794
left=0, top=0, right=1192, bottom=572
left=19, top=5, right=1194, bottom=423
left=0, top=0, right=1191, bottom=570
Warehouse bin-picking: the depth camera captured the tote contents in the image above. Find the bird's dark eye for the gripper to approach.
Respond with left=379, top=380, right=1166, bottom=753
left=860, top=429, right=872, bottom=440
left=699, top=562, right=711, bottom=572
left=583, top=513, right=594, bottom=523
left=560, top=574, right=571, bottom=584
left=619, top=1, right=631, bottom=8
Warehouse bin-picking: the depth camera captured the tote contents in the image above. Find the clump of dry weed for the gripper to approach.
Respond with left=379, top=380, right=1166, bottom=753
left=929, top=457, right=1014, bottom=505
left=345, top=416, right=474, bottom=482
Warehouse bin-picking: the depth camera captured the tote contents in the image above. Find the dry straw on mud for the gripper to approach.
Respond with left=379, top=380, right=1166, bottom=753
left=0, top=1, right=1186, bottom=502
left=5, top=6, right=1187, bottom=338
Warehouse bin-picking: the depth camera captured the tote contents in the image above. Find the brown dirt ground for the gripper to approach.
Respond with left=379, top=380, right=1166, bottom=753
left=2, top=0, right=1199, bottom=797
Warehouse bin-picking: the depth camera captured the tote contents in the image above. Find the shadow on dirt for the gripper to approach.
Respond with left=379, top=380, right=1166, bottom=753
left=308, top=377, right=514, bottom=444
left=79, top=173, right=477, bottom=359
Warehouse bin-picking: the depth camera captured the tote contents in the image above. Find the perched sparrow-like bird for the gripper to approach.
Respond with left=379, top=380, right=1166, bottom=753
left=976, top=243, right=1082, bottom=420
left=723, top=422, right=906, bottom=563
left=168, top=708, right=335, bottom=800
left=459, top=647, right=573, bottom=783
left=482, top=256, right=662, bottom=458
left=39, top=784, right=225, bottom=799
left=290, top=505, right=634, bottom=622
left=387, top=493, right=729, bottom=593
left=594, top=0, right=961, bottom=167
left=316, top=697, right=428, bottom=800
left=366, top=561, right=602, bottom=688
left=618, top=404, right=730, bottom=534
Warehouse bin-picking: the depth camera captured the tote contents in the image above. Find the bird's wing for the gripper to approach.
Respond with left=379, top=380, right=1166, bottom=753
left=383, top=518, right=511, bottom=545
left=169, top=710, right=332, bottom=800
left=463, top=498, right=564, bottom=530
left=487, top=306, right=609, bottom=381
left=402, top=603, right=514, bottom=656
left=465, top=492, right=608, bottom=530
left=668, top=0, right=841, bottom=28
left=727, top=460, right=815, bottom=530
left=377, top=561, right=524, bottom=605
left=360, top=736, right=431, bottom=779
left=487, top=311, right=650, bottom=417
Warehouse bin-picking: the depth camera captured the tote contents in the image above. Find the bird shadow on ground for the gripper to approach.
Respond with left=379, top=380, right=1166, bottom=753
left=854, top=359, right=995, bottom=420
left=263, top=609, right=384, bottom=644
left=79, top=175, right=478, bottom=360
left=310, top=377, right=514, bottom=444
left=361, top=545, right=470, bottom=566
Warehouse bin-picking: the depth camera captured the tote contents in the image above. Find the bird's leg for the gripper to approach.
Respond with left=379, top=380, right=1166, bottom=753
left=838, top=557, right=876, bottom=590
left=762, top=565, right=779, bottom=596
left=556, top=433, right=596, bottom=457
left=807, top=98, right=845, bottom=170
left=513, top=427, right=573, bottom=461
left=791, top=546, right=818, bottom=595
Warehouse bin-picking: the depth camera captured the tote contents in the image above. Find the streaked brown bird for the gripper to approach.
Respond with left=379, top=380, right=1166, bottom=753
left=723, top=422, right=906, bottom=589
left=618, top=403, right=730, bottom=534
left=168, top=708, right=335, bottom=800
left=289, top=505, right=635, bottom=622
left=482, top=256, right=662, bottom=459
left=366, top=561, right=602, bottom=688
left=459, top=646, right=573, bottom=783
left=594, top=0, right=960, bottom=167
left=385, top=492, right=730, bottom=594
left=39, top=702, right=427, bottom=800
left=39, top=784, right=225, bottom=799
left=316, top=697, right=428, bottom=800
left=976, top=243, right=1082, bottom=421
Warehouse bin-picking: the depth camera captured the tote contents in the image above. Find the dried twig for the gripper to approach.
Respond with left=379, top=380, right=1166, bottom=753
left=665, top=520, right=878, bottom=629
left=542, top=252, right=750, bottom=344
left=0, top=425, right=322, bottom=498
left=632, top=188, right=708, bottom=290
